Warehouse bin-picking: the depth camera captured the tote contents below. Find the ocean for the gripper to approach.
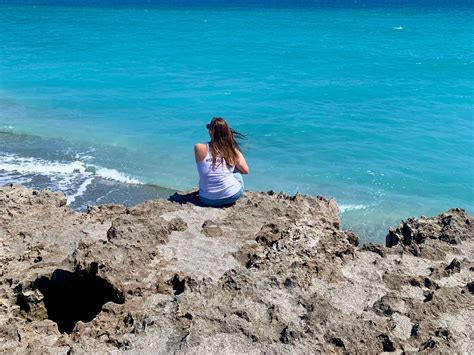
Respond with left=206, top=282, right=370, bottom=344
left=0, top=3, right=473, bottom=243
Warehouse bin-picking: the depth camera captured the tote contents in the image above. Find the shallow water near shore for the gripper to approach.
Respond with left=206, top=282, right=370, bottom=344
left=1, top=4, right=473, bottom=243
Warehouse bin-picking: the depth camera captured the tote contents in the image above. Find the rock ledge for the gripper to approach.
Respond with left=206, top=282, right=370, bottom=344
left=0, top=185, right=472, bottom=353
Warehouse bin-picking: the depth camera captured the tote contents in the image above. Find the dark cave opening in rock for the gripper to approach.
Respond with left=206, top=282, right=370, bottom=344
left=171, top=274, right=185, bottom=295
left=32, top=268, right=125, bottom=334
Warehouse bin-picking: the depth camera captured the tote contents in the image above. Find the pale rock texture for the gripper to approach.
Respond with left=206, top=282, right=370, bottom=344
left=0, top=184, right=472, bottom=353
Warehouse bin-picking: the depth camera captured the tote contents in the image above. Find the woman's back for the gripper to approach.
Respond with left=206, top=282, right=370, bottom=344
left=196, top=143, right=241, bottom=200
left=195, top=117, right=249, bottom=206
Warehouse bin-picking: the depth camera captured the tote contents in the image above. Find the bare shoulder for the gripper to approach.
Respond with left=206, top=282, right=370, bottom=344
left=194, top=143, right=207, bottom=162
left=194, top=143, right=207, bottom=151
left=235, top=148, right=245, bottom=158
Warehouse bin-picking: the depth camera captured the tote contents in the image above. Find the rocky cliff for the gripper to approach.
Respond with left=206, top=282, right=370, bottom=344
left=0, top=184, right=472, bottom=353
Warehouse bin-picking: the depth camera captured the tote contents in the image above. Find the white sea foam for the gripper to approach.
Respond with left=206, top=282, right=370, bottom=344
left=0, top=153, right=142, bottom=205
left=93, top=166, right=142, bottom=184
left=0, top=153, right=141, bottom=184
left=74, top=153, right=94, bottom=161
left=339, top=204, right=369, bottom=213
left=0, top=154, right=87, bottom=175
left=66, top=177, right=94, bottom=205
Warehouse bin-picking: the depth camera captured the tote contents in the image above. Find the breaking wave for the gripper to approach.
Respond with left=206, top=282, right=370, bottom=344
left=0, top=152, right=142, bottom=204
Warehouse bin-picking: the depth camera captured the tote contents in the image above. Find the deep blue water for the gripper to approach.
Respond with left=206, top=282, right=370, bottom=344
left=1, top=1, right=473, bottom=7
left=0, top=4, right=473, bottom=242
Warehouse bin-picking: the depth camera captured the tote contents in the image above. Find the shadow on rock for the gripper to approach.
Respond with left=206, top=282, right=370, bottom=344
left=168, top=190, right=238, bottom=208
left=168, top=190, right=202, bottom=205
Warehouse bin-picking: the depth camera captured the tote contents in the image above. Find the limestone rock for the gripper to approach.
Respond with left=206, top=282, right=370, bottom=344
left=0, top=184, right=472, bottom=353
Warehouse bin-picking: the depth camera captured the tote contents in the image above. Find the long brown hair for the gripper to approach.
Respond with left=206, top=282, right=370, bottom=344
left=206, top=117, right=245, bottom=168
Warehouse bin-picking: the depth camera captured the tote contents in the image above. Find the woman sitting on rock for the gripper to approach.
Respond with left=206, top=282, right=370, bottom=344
left=195, top=117, right=249, bottom=206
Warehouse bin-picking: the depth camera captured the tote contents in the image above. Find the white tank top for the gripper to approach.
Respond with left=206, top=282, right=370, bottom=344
left=196, top=143, right=241, bottom=200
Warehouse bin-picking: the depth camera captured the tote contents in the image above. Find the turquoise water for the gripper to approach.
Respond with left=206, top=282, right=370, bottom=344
left=1, top=4, right=473, bottom=242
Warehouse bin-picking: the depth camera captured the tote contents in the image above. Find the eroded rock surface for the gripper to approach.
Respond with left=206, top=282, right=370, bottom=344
left=0, top=184, right=472, bottom=353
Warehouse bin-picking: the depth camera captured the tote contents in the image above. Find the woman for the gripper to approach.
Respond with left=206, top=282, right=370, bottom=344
left=195, top=117, right=249, bottom=206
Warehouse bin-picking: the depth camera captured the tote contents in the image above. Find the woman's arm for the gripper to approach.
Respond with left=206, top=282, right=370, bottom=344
left=234, top=150, right=249, bottom=174
left=194, top=143, right=207, bottom=163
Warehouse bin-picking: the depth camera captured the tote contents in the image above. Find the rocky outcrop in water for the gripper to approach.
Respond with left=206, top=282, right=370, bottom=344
left=0, top=185, right=472, bottom=353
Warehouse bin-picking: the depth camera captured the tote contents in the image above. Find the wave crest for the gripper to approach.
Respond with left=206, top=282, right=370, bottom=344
left=339, top=204, right=369, bottom=213
left=0, top=153, right=142, bottom=205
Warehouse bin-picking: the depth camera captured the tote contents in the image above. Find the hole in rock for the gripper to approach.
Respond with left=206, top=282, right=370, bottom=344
left=171, top=274, right=185, bottom=296
left=33, top=268, right=124, bottom=334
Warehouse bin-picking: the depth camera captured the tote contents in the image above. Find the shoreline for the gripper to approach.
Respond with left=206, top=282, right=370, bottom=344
left=0, top=184, right=472, bottom=353
left=1, top=3, right=473, bottom=246
left=1, top=130, right=473, bottom=245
